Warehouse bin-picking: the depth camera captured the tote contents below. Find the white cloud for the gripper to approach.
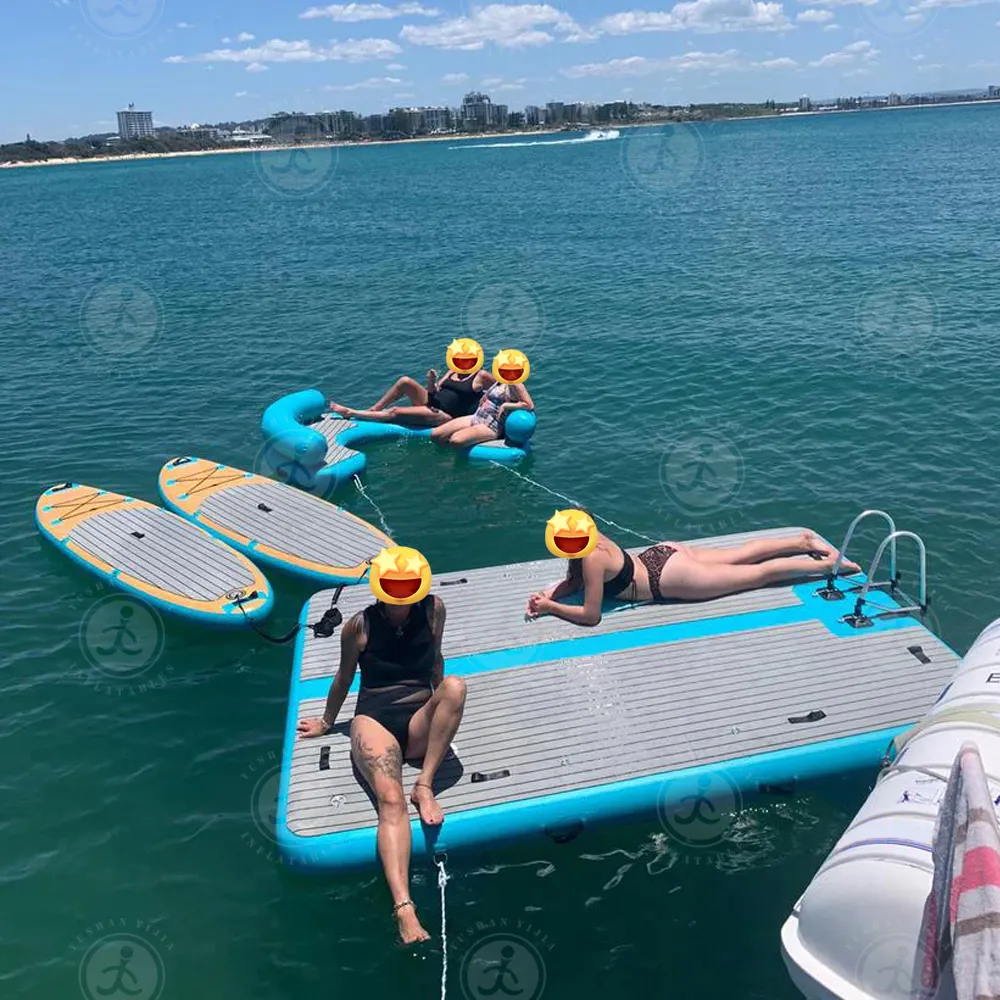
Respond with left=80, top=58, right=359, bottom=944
left=221, top=36, right=231, bottom=43
left=809, top=38, right=878, bottom=67
left=823, top=21, right=839, bottom=28
left=482, top=75, right=504, bottom=85
left=237, top=32, right=256, bottom=42
left=562, top=49, right=790, bottom=76
left=165, top=37, right=402, bottom=66
left=970, top=58, right=1000, bottom=69
left=177, top=21, right=193, bottom=28
left=796, top=8, right=834, bottom=22
left=598, top=0, right=791, bottom=34
left=482, top=75, right=528, bottom=89
left=246, top=62, right=270, bottom=72
left=912, top=52, right=925, bottom=59
left=235, top=90, right=249, bottom=97
left=401, top=3, right=594, bottom=50
left=386, top=61, right=407, bottom=68
left=300, top=2, right=440, bottom=20
left=324, top=75, right=404, bottom=89
left=442, top=72, right=470, bottom=82
left=394, top=91, right=417, bottom=98
left=917, top=61, right=945, bottom=70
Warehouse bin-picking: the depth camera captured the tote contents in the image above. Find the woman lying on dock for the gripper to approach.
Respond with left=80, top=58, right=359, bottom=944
left=298, top=594, right=467, bottom=946
left=432, top=379, right=534, bottom=449
left=525, top=530, right=861, bottom=626
left=328, top=367, right=494, bottom=426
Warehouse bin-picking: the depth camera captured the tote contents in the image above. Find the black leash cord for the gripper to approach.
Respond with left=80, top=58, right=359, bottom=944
left=235, top=585, right=345, bottom=645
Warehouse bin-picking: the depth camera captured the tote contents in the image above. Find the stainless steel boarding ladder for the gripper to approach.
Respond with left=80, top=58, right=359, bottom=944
left=815, top=509, right=899, bottom=602
left=840, top=530, right=929, bottom=629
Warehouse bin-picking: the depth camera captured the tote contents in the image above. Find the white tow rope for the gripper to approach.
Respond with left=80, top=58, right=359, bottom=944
left=352, top=474, right=393, bottom=537
left=488, top=462, right=660, bottom=544
left=436, top=854, right=450, bottom=1000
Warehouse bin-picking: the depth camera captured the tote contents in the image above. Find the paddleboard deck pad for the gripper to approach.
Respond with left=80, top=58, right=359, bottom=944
left=277, top=526, right=959, bottom=871
left=36, top=483, right=272, bottom=625
left=158, top=457, right=392, bottom=585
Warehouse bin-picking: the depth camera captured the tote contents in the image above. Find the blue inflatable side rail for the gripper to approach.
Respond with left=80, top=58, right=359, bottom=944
left=260, top=389, right=535, bottom=493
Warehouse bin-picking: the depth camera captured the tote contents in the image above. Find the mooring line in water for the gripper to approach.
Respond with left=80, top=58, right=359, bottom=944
left=488, top=462, right=660, bottom=544
left=352, top=474, right=393, bottom=537
left=436, top=854, right=450, bottom=1000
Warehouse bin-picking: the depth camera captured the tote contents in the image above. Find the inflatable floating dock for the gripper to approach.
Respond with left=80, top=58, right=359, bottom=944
left=276, top=525, right=959, bottom=871
left=260, top=389, right=535, bottom=494
left=36, top=483, right=272, bottom=625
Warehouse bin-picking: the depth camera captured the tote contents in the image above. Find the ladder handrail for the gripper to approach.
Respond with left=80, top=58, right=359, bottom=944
left=853, top=530, right=928, bottom=614
left=830, top=509, right=898, bottom=584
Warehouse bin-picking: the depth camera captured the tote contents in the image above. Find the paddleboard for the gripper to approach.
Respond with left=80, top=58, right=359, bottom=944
left=157, top=457, right=392, bottom=585
left=36, top=483, right=273, bottom=625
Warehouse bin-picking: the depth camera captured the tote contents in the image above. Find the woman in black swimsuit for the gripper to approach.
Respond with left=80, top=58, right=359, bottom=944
left=525, top=529, right=861, bottom=625
left=297, top=594, right=467, bottom=946
left=328, top=367, right=494, bottom=426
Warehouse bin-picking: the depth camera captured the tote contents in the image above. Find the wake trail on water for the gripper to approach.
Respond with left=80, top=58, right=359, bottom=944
left=449, top=129, right=621, bottom=150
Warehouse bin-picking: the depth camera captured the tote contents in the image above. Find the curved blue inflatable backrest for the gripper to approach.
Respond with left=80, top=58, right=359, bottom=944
left=504, top=409, right=537, bottom=447
left=261, top=389, right=329, bottom=465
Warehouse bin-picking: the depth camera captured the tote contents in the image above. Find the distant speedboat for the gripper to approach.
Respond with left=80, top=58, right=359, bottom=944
left=584, top=128, right=621, bottom=141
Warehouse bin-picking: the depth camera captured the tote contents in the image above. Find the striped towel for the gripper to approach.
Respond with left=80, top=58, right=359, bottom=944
left=919, top=741, right=1000, bottom=1000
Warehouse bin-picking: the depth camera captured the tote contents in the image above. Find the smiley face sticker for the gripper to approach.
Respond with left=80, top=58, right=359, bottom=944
left=446, top=338, right=485, bottom=375
left=369, top=546, right=433, bottom=605
left=545, top=509, right=598, bottom=559
left=492, top=349, right=530, bottom=384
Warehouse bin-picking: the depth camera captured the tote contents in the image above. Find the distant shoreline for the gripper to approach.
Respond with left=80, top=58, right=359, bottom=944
left=3, top=99, right=999, bottom=170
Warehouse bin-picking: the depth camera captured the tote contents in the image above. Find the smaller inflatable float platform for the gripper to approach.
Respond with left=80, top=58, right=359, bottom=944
left=275, top=525, right=959, bottom=871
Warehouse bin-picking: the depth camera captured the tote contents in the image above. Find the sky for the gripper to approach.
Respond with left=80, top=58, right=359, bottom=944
left=3, top=0, right=999, bottom=142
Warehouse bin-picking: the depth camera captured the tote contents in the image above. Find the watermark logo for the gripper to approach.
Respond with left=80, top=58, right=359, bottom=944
left=657, top=769, right=743, bottom=849
left=79, top=0, right=165, bottom=40
left=856, top=933, right=937, bottom=1000
left=79, top=595, right=165, bottom=680
left=459, top=931, right=549, bottom=1000
left=621, top=123, right=704, bottom=197
left=860, top=0, right=937, bottom=41
left=80, top=278, right=164, bottom=357
left=659, top=425, right=745, bottom=520
left=253, top=145, right=339, bottom=199
left=251, top=763, right=281, bottom=846
left=254, top=435, right=337, bottom=502
left=462, top=281, right=546, bottom=355
left=857, top=280, right=936, bottom=361
left=78, top=927, right=167, bottom=1000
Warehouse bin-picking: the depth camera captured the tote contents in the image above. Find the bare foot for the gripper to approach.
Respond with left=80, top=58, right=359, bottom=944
left=798, top=530, right=831, bottom=556
left=822, top=551, right=861, bottom=574
left=410, top=782, right=444, bottom=826
left=396, top=904, right=431, bottom=945
left=328, top=403, right=352, bottom=417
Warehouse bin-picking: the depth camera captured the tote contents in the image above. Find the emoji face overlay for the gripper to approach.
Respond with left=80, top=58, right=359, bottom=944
left=545, top=509, right=599, bottom=559
left=446, top=338, right=485, bottom=375
left=492, top=349, right=530, bottom=385
left=369, top=546, right=433, bottom=605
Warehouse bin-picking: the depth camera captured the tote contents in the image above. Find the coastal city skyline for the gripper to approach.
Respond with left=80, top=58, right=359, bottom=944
left=6, top=0, right=1000, bottom=144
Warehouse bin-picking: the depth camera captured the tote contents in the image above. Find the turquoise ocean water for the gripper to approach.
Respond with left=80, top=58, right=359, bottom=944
left=3, top=104, right=1000, bottom=999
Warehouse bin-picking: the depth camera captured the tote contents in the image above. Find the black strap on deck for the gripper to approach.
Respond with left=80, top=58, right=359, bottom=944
left=234, top=584, right=347, bottom=645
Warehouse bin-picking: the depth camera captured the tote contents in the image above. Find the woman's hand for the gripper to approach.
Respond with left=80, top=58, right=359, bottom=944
left=297, top=717, right=330, bottom=738
left=525, top=592, right=551, bottom=619
left=426, top=368, right=438, bottom=387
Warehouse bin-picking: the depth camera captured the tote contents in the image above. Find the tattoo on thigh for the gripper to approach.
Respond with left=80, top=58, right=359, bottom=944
left=353, top=733, right=402, bottom=782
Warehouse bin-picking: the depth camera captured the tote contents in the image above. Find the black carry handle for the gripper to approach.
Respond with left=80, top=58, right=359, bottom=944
left=440, top=578, right=469, bottom=587
left=471, top=769, right=511, bottom=783
left=788, top=709, right=826, bottom=724
left=907, top=645, right=931, bottom=665
left=319, top=746, right=331, bottom=771
left=257, top=503, right=273, bottom=513
left=171, top=456, right=195, bottom=466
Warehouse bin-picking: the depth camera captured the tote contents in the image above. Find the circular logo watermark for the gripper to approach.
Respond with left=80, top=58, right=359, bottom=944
left=80, top=278, right=164, bottom=357
left=860, top=0, right=937, bottom=40
left=79, top=0, right=165, bottom=40
left=79, top=595, right=165, bottom=679
left=253, top=145, right=339, bottom=199
left=659, top=429, right=745, bottom=518
left=857, top=281, right=937, bottom=361
left=658, top=769, right=743, bottom=848
left=461, top=282, right=546, bottom=355
left=856, top=933, right=937, bottom=1000
left=254, top=435, right=337, bottom=501
left=251, top=764, right=281, bottom=845
left=460, top=933, right=547, bottom=1000
left=79, top=932, right=165, bottom=1000
left=621, top=124, right=704, bottom=196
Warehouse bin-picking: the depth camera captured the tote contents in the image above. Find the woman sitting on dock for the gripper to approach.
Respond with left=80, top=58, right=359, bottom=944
left=431, top=379, right=534, bottom=449
left=297, top=594, right=467, bottom=946
left=328, top=366, right=494, bottom=426
left=525, top=530, right=861, bottom=626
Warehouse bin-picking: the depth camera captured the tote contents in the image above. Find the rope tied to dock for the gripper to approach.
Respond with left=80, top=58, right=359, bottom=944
left=352, top=474, right=393, bottom=537
left=488, top=462, right=660, bottom=544
left=436, top=853, right=450, bottom=1000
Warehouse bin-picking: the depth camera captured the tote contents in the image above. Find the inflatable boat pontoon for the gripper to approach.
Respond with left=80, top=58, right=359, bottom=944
left=260, top=389, right=535, bottom=494
left=277, top=517, right=959, bottom=872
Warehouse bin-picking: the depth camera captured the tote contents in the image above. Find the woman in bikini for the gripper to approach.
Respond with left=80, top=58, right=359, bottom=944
left=525, top=530, right=861, bottom=626
left=328, top=367, right=494, bottom=427
left=431, top=379, right=534, bottom=448
left=297, top=593, right=467, bottom=946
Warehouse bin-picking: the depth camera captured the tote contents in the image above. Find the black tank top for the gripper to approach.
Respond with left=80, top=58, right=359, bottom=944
left=429, top=373, right=482, bottom=417
left=359, top=597, right=435, bottom=691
